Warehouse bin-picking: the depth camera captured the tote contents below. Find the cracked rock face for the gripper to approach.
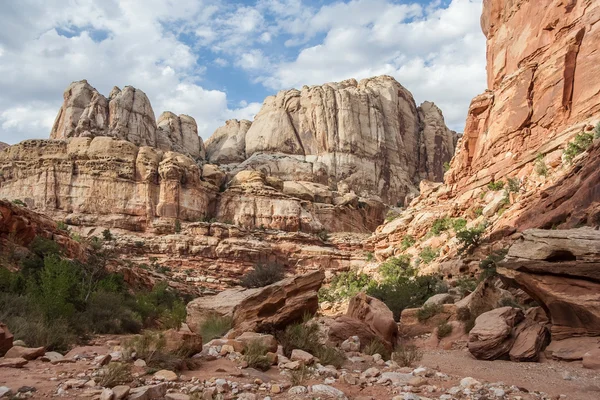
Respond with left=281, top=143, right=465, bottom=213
left=206, top=76, right=457, bottom=205
left=447, top=0, right=600, bottom=192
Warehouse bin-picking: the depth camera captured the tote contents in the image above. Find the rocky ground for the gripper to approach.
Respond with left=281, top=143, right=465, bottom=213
left=1, top=335, right=599, bottom=400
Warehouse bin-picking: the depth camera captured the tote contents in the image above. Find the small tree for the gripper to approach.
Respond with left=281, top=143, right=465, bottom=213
left=174, top=219, right=182, bottom=233
left=102, top=229, right=113, bottom=241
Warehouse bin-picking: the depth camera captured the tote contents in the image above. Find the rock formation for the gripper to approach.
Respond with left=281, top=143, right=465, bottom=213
left=49, top=80, right=205, bottom=159
left=206, top=76, right=456, bottom=205
left=447, top=0, right=600, bottom=192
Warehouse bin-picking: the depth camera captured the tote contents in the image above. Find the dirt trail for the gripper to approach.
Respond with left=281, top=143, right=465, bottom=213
left=423, top=349, right=600, bottom=400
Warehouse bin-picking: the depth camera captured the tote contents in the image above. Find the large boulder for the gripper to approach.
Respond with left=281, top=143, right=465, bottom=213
left=455, top=278, right=513, bottom=318
left=498, top=228, right=600, bottom=340
left=468, top=307, right=524, bottom=360
left=347, top=293, right=398, bottom=348
left=187, top=270, right=325, bottom=336
left=0, top=323, right=13, bottom=356
left=312, top=316, right=386, bottom=351
left=163, top=324, right=203, bottom=355
left=509, top=319, right=550, bottom=362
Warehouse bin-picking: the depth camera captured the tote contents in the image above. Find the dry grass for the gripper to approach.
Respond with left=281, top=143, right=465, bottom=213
left=98, top=362, right=132, bottom=387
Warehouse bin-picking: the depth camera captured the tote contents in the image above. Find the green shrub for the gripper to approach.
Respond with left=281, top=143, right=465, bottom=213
left=564, top=132, right=594, bottom=163
left=478, top=249, right=508, bottom=281
left=385, top=210, right=401, bottom=223
left=443, top=162, right=451, bottom=172
left=362, top=339, right=390, bottom=360
left=400, top=235, right=416, bottom=251
left=365, top=252, right=374, bottom=262
left=174, top=219, right=182, bottom=233
left=473, top=207, right=483, bottom=217
left=102, top=229, right=113, bottom=241
left=315, top=345, right=346, bottom=368
left=159, top=298, right=186, bottom=330
left=243, top=341, right=271, bottom=371
left=57, top=221, right=69, bottom=231
left=392, top=344, right=422, bottom=367
left=456, top=224, right=486, bottom=254
left=124, top=331, right=188, bottom=370
left=240, top=263, right=285, bottom=288
left=498, top=297, right=523, bottom=309
left=318, top=270, right=374, bottom=302
left=451, top=218, right=467, bottom=232
left=455, top=276, right=478, bottom=297
left=199, top=314, right=232, bottom=342
left=12, top=199, right=26, bottom=207
left=487, top=181, right=505, bottom=191
left=534, top=154, right=548, bottom=176
left=82, top=291, right=142, bottom=334
left=507, top=178, right=521, bottom=193
left=288, top=365, right=313, bottom=386
left=417, top=303, right=443, bottom=322
left=99, top=362, right=132, bottom=388
left=379, top=255, right=412, bottom=281
left=436, top=321, right=453, bottom=339
left=419, top=246, right=439, bottom=264
left=317, top=229, right=329, bottom=241
left=430, top=217, right=450, bottom=236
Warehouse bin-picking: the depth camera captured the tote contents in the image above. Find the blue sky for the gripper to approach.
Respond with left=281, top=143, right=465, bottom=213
left=0, top=0, right=485, bottom=143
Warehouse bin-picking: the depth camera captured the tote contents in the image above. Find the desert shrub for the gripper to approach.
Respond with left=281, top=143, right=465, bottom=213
left=456, top=224, right=486, bottom=254
left=419, top=246, right=439, bottom=264
left=98, top=362, right=132, bottom=388
left=318, top=270, right=374, bottom=302
left=277, top=319, right=346, bottom=368
left=200, top=314, right=232, bottom=342
left=243, top=341, right=271, bottom=371
left=564, top=131, right=594, bottom=163
left=240, top=263, right=285, bottom=288
left=416, top=303, right=443, bottom=322
left=362, top=339, right=390, bottom=360
left=102, top=229, right=113, bottom=241
left=478, top=249, right=508, bottom=281
left=443, top=161, right=451, bottom=171
left=392, top=344, right=422, bottom=367
left=385, top=210, right=401, bottom=223
left=365, top=252, right=374, bottom=262
left=317, top=229, right=329, bottom=241
left=507, top=177, right=521, bottom=193
left=451, top=218, right=467, bottom=232
left=455, top=276, right=478, bottom=297
left=367, top=265, right=445, bottom=321
left=288, top=364, right=313, bottom=386
left=595, top=122, right=600, bottom=139
left=430, top=217, right=450, bottom=236
left=473, top=207, right=483, bottom=217
left=487, top=181, right=505, bottom=191
left=436, top=321, right=453, bottom=339
left=174, top=219, right=182, bottom=233
left=134, top=241, right=144, bottom=248
left=57, top=221, right=69, bottom=231
left=534, top=153, right=548, bottom=176
left=134, top=281, right=188, bottom=327
left=499, top=297, right=523, bottom=309
left=70, top=232, right=82, bottom=242
left=124, top=331, right=187, bottom=370
left=400, top=235, right=416, bottom=250
left=379, top=255, right=412, bottom=281
left=82, top=291, right=142, bottom=334
left=12, top=199, right=26, bottom=207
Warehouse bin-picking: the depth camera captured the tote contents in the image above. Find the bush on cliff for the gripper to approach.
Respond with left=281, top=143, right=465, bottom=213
left=318, top=269, right=375, bottom=302
left=564, top=131, right=594, bottom=163
left=240, top=262, right=285, bottom=288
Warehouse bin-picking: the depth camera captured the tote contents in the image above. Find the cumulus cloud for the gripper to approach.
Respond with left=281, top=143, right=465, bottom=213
left=0, top=0, right=485, bottom=144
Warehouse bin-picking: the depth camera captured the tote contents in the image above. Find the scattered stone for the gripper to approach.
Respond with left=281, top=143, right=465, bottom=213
left=288, top=386, right=307, bottom=394
left=165, top=394, right=190, bottom=400
left=236, top=394, right=257, bottom=400
left=100, top=388, right=114, bottom=400
left=361, top=367, right=380, bottom=378
left=0, top=387, right=11, bottom=398
left=0, top=358, right=27, bottom=368
left=154, top=369, right=178, bottom=382
left=270, top=384, right=282, bottom=394
left=290, top=349, right=314, bottom=364
left=282, top=361, right=300, bottom=370
left=460, top=377, right=481, bottom=388
left=64, top=379, right=88, bottom=389
left=4, top=346, right=45, bottom=360
left=40, top=351, right=64, bottom=362
left=12, top=340, right=25, bottom=347
left=408, top=376, right=428, bottom=387
left=128, top=384, right=167, bottom=400
left=583, top=348, right=600, bottom=370
left=341, top=336, right=361, bottom=352
left=17, top=386, right=36, bottom=393
left=134, top=359, right=147, bottom=367
left=95, top=354, right=112, bottom=366
left=311, top=384, right=347, bottom=399
left=266, top=352, right=278, bottom=365
left=376, top=372, right=413, bottom=386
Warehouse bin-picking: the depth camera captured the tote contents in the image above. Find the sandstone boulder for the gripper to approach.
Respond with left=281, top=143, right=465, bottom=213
left=0, top=323, right=13, bottom=357
left=455, top=278, right=513, bottom=319
left=583, top=348, right=600, bottom=370
left=313, top=316, right=387, bottom=351
left=163, top=324, right=203, bottom=355
left=128, top=384, right=167, bottom=400
left=498, top=228, right=600, bottom=340
left=4, top=346, right=45, bottom=360
left=236, top=332, right=278, bottom=353
left=468, top=307, right=524, bottom=360
left=347, top=292, right=398, bottom=347
left=545, top=337, right=600, bottom=361
left=509, top=320, right=550, bottom=362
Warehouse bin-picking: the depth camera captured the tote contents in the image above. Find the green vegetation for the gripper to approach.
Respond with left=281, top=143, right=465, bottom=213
left=11, top=199, right=26, bottom=207
left=318, top=270, right=374, bottom=302
left=595, top=122, right=600, bottom=139
left=400, top=235, right=416, bottom=251
left=367, top=260, right=446, bottom=321
left=98, top=362, right=132, bottom=388
left=365, top=252, right=374, bottom=262
left=534, top=153, right=548, bottom=177
left=102, top=228, right=113, bottom=241
left=174, top=219, right=182, bottom=233
left=430, top=217, right=450, bottom=236
left=124, top=330, right=196, bottom=371
left=277, top=319, right=345, bottom=368
left=0, top=236, right=189, bottom=352
left=456, top=224, right=486, bottom=254
left=436, top=321, right=453, bottom=339
left=288, top=365, right=313, bottom=386
left=243, top=340, right=271, bottom=371
left=478, top=249, right=508, bottom=281
left=385, top=210, right=401, bottom=223
left=199, top=314, right=232, bottom=342
left=564, top=132, right=594, bottom=164
left=451, top=218, right=467, bottom=232
left=317, top=229, right=330, bottom=241
left=416, top=303, right=443, bottom=322
left=473, top=206, right=483, bottom=217
left=362, top=339, right=390, bottom=360
left=507, top=177, right=521, bottom=193
left=419, top=246, right=439, bottom=264
left=392, top=344, right=423, bottom=367
left=378, top=255, right=412, bottom=280
left=443, top=161, right=451, bottom=172
left=487, top=181, right=505, bottom=191
left=455, top=276, right=478, bottom=297
left=240, top=263, right=285, bottom=288
left=57, top=221, right=69, bottom=231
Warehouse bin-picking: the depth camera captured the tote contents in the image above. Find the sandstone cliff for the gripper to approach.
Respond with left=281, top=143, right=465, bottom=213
left=206, top=76, right=457, bottom=205
left=447, top=0, right=600, bottom=192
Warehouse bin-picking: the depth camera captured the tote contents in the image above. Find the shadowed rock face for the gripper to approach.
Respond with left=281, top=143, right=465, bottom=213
left=206, top=76, right=457, bottom=206
left=447, top=0, right=600, bottom=192
left=498, top=228, right=600, bottom=340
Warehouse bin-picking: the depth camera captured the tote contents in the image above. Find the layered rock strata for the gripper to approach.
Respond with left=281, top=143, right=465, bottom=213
left=206, top=76, right=456, bottom=205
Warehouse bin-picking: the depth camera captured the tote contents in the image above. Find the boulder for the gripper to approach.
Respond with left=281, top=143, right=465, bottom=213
left=455, top=278, right=513, bottom=318
left=468, top=307, right=524, bottom=360
left=509, top=320, right=550, bottom=362
left=163, top=325, right=203, bottom=355
left=112, top=385, right=130, bottom=400
left=202, top=164, right=226, bottom=188
left=0, top=323, right=13, bottom=356
left=498, top=228, right=600, bottom=340
left=423, top=293, right=456, bottom=307
left=313, top=316, right=386, bottom=351
left=188, top=270, right=324, bottom=336
left=0, top=358, right=28, bottom=368
left=236, top=332, right=278, bottom=353
left=290, top=349, right=315, bottom=364
left=153, top=370, right=178, bottom=382
left=545, top=337, right=600, bottom=361
left=583, top=348, right=600, bottom=370
left=4, top=346, right=45, bottom=360
left=128, top=384, right=167, bottom=400
left=347, top=292, right=398, bottom=348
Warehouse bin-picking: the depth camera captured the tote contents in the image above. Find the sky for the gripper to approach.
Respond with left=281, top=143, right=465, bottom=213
left=0, top=0, right=486, bottom=144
